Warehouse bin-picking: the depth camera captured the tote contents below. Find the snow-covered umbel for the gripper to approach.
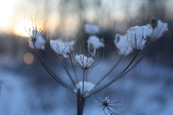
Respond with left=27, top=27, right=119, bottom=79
left=147, top=19, right=168, bottom=41
left=84, top=24, right=99, bottom=35
left=114, top=34, right=133, bottom=56
left=50, top=40, right=75, bottom=58
left=75, top=81, right=95, bottom=95
left=75, top=54, right=94, bottom=69
left=28, top=28, right=45, bottom=50
left=87, top=36, right=104, bottom=49
left=127, top=25, right=152, bottom=51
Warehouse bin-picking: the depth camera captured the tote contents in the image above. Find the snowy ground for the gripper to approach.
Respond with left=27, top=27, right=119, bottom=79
left=0, top=55, right=173, bottom=115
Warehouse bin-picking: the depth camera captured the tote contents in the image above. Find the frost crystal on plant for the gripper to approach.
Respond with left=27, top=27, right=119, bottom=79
left=75, top=54, right=94, bottom=69
left=147, top=19, right=168, bottom=41
left=84, top=24, right=99, bottom=34
left=114, top=34, right=133, bottom=56
left=127, top=25, right=152, bottom=51
left=50, top=40, right=75, bottom=58
left=75, top=81, right=95, bottom=95
left=28, top=28, right=45, bottom=50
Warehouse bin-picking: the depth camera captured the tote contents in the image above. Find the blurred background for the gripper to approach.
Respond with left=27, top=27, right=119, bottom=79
left=0, top=0, right=173, bottom=115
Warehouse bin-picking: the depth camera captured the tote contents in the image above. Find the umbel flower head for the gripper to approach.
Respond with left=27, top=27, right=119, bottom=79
left=147, top=18, right=168, bottom=41
left=114, top=34, right=133, bottom=56
left=84, top=24, right=100, bottom=35
left=74, top=81, right=95, bottom=96
left=127, top=25, right=152, bottom=52
left=50, top=40, right=75, bottom=58
left=28, top=28, right=45, bottom=50
left=97, top=91, right=122, bottom=115
left=75, top=54, right=95, bottom=70
left=87, top=36, right=104, bottom=56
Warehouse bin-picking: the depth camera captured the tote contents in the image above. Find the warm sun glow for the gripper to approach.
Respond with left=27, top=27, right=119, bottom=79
left=23, top=52, right=34, bottom=65
left=14, top=20, right=44, bottom=37
left=14, top=20, right=33, bottom=37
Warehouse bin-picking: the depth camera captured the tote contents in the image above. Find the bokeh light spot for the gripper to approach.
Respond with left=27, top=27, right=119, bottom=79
left=23, top=52, right=34, bottom=65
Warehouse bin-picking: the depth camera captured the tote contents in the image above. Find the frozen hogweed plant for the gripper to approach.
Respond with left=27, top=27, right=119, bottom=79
left=24, top=18, right=168, bottom=115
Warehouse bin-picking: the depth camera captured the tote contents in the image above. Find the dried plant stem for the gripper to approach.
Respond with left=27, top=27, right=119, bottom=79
left=60, top=58, right=76, bottom=87
left=69, top=54, right=79, bottom=83
left=95, top=56, right=123, bottom=87
left=77, top=89, right=85, bottom=115
left=86, top=53, right=138, bottom=98
left=34, top=48, right=74, bottom=94
left=82, top=70, right=85, bottom=94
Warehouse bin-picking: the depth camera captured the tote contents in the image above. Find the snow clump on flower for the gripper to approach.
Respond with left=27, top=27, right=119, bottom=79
left=50, top=40, right=75, bottom=58
left=127, top=25, right=152, bottom=51
left=84, top=24, right=99, bottom=35
left=75, top=54, right=94, bottom=69
left=114, top=34, right=133, bottom=56
left=74, top=81, right=95, bottom=95
left=147, top=19, right=168, bottom=41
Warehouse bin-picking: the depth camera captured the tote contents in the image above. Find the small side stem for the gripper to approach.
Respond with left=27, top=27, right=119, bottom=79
left=95, top=56, right=123, bottom=87
left=86, top=53, right=138, bottom=98
left=60, top=58, right=76, bottom=87
left=69, top=54, right=79, bottom=83
left=82, top=70, right=85, bottom=94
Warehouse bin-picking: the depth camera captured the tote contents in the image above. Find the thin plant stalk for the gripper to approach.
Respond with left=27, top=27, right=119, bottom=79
left=33, top=46, right=74, bottom=94
left=86, top=53, right=138, bottom=98
left=69, top=54, right=79, bottom=83
left=59, top=58, right=76, bottom=87
left=95, top=56, right=123, bottom=88
left=82, top=69, right=85, bottom=94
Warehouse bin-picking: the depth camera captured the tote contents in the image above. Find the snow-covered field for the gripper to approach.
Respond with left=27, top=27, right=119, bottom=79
left=0, top=56, right=172, bottom=115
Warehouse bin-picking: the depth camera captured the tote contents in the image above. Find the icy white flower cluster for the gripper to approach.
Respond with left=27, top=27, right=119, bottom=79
left=84, top=24, right=99, bottom=35
left=28, top=28, right=45, bottom=50
left=74, top=81, right=95, bottom=95
left=75, top=54, right=94, bottom=69
left=87, top=36, right=104, bottom=56
left=114, top=19, right=168, bottom=56
left=85, top=24, right=104, bottom=56
left=147, top=19, right=168, bottom=41
left=50, top=40, right=75, bottom=58
left=114, top=34, right=133, bottom=56
left=87, top=36, right=104, bottom=49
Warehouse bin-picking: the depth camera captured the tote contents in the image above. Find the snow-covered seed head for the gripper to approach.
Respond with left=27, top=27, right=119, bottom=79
left=84, top=24, right=99, bottom=35
left=87, top=36, right=104, bottom=56
left=99, top=92, right=122, bottom=115
left=28, top=28, right=45, bottom=50
left=75, top=54, right=95, bottom=70
left=114, top=34, right=133, bottom=56
left=74, top=81, right=95, bottom=96
left=127, top=25, right=152, bottom=52
left=50, top=40, right=75, bottom=58
left=148, top=19, right=168, bottom=41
